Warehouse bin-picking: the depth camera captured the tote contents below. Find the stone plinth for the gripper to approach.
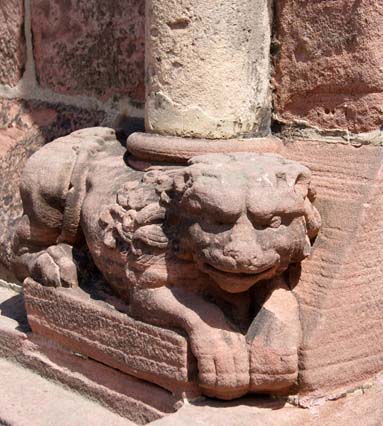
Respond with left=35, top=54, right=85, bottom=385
left=0, top=0, right=25, bottom=86
left=280, top=140, right=383, bottom=399
left=23, top=278, right=198, bottom=395
left=125, top=134, right=383, bottom=400
left=274, top=1, right=383, bottom=133
left=0, top=358, right=136, bottom=426
left=146, top=0, right=272, bottom=138
left=2, top=282, right=383, bottom=426
left=31, top=0, right=145, bottom=103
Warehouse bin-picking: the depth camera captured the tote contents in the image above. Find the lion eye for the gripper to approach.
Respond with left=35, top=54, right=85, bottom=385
left=270, top=216, right=282, bottom=229
left=215, top=217, right=235, bottom=226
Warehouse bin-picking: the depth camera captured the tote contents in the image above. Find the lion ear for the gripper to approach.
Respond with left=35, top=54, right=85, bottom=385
left=172, top=167, right=199, bottom=195
left=291, top=169, right=311, bottom=199
left=287, top=167, right=321, bottom=239
left=303, top=197, right=321, bottom=239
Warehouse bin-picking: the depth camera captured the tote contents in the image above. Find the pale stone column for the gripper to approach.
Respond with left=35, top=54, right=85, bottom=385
left=145, top=0, right=272, bottom=139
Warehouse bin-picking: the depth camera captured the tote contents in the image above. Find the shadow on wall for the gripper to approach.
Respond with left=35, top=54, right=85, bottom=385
left=0, top=292, right=29, bottom=332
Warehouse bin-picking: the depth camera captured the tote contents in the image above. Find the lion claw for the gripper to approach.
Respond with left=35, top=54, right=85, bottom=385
left=31, top=244, right=78, bottom=288
left=191, top=329, right=250, bottom=399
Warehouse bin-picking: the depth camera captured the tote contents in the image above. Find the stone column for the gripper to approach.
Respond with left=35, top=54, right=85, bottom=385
left=145, top=0, right=272, bottom=139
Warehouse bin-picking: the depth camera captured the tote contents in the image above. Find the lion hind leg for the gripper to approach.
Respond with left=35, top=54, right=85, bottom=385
left=12, top=130, right=111, bottom=286
left=13, top=210, right=80, bottom=288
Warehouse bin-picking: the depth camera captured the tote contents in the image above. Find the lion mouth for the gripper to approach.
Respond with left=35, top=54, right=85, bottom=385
left=201, top=262, right=277, bottom=292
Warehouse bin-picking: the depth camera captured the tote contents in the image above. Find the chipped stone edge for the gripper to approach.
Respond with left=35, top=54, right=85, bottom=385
left=283, top=377, right=382, bottom=410
left=0, top=279, right=22, bottom=294
left=274, top=114, right=383, bottom=147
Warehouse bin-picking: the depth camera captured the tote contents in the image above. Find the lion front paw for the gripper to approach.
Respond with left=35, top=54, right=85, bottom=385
left=191, top=329, right=250, bottom=400
left=249, top=337, right=299, bottom=394
left=30, top=244, right=79, bottom=288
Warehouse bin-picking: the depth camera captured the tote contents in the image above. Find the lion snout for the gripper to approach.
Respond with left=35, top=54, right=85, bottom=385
left=223, top=242, right=260, bottom=266
left=222, top=241, right=279, bottom=274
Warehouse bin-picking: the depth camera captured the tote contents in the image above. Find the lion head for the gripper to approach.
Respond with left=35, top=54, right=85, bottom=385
left=101, top=153, right=320, bottom=293
left=167, top=153, right=321, bottom=293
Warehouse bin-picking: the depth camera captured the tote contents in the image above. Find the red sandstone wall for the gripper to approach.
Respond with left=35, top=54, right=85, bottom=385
left=0, top=1, right=25, bottom=87
left=32, top=0, right=145, bottom=104
left=0, top=1, right=145, bottom=123
left=273, top=0, right=383, bottom=134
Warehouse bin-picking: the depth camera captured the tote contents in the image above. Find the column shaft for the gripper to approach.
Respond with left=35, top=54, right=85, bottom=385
left=146, top=0, right=272, bottom=139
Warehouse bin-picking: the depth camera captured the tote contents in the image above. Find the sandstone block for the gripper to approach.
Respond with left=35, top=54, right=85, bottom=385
left=147, top=381, right=383, bottom=426
left=2, top=284, right=383, bottom=425
left=274, top=1, right=383, bottom=133
left=23, top=278, right=198, bottom=394
left=279, top=140, right=383, bottom=398
left=0, top=0, right=25, bottom=86
left=0, top=358, right=137, bottom=426
left=31, top=0, right=145, bottom=103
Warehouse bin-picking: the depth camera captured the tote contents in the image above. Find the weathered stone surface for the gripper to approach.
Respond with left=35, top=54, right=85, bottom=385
left=128, top=133, right=383, bottom=398
left=274, top=1, right=383, bottom=133
left=24, top=278, right=197, bottom=394
left=0, top=284, right=182, bottom=424
left=279, top=140, right=383, bottom=398
left=0, top=0, right=25, bottom=86
left=0, top=358, right=135, bottom=426
left=146, top=0, right=272, bottom=138
left=126, top=132, right=283, bottom=164
left=0, top=99, right=105, bottom=277
left=150, top=381, right=383, bottom=426
left=2, top=280, right=383, bottom=425
left=32, top=0, right=145, bottom=103
left=13, top=128, right=319, bottom=400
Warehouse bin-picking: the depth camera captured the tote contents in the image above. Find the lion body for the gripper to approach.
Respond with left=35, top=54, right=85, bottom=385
left=13, top=128, right=320, bottom=399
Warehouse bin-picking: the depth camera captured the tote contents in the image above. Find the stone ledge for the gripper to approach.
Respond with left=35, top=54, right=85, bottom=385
left=23, top=278, right=199, bottom=396
left=0, top=357, right=134, bottom=426
left=0, top=285, right=183, bottom=424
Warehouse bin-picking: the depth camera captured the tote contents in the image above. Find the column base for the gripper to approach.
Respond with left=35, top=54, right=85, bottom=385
left=126, top=132, right=283, bottom=164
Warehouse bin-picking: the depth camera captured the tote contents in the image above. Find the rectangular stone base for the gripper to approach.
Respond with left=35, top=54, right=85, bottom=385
left=0, top=283, right=184, bottom=424
left=23, top=278, right=198, bottom=396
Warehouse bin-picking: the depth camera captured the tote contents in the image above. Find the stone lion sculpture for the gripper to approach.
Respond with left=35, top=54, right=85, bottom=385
left=13, top=128, right=320, bottom=400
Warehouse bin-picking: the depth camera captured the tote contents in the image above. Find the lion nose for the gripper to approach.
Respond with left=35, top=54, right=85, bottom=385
left=223, top=241, right=261, bottom=265
left=223, top=216, right=264, bottom=267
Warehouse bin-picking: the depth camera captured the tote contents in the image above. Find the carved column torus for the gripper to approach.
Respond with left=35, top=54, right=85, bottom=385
left=145, top=0, right=272, bottom=139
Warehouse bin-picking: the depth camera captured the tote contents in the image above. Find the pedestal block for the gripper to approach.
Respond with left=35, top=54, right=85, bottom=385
left=23, top=278, right=198, bottom=396
left=281, top=140, right=383, bottom=398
